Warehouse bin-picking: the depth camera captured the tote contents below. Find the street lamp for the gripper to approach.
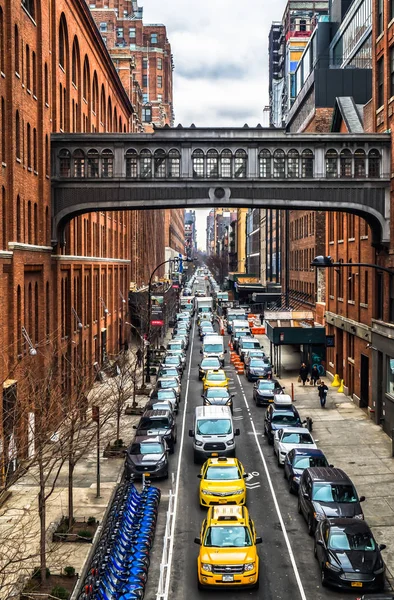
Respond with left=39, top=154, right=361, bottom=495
left=145, top=256, right=191, bottom=383
left=311, top=255, right=394, bottom=275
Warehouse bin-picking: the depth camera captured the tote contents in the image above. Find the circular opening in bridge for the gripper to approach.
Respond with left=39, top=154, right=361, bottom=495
left=214, top=187, right=226, bottom=199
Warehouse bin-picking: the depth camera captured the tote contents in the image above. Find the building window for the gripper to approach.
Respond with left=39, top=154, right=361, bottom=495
left=220, top=149, right=232, bottom=178
left=368, top=149, right=381, bottom=177
left=207, top=149, right=219, bottom=178
left=338, top=211, right=344, bottom=240
left=377, top=0, right=383, bottom=35
left=101, top=149, right=113, bottom=178
left=387, top=356, right=394, bottom=396
left=340, top=149, right=352, bottom=177
left=154, top=149, right=166, bottom=178
left=325, top=149, right=338, bottom=178
left=140, top=149, right=152, bottom=178
left=157, top=75, right=162, bottom=88
left=142, top=57, right=148, bottom=69
left=59, top=16, right=67, bottom=70
left=192, top=149, right=204, bottom=178
left=391, top=46, right=394, bottom=99
left=59, top=148, right=71, bottom=176
left=157, top=94, right=163, bottom=102
left=151, top=33, right=158, bottom=44
left=125, top=149, right=138, bottom=177
left=26, top=44, right=30, bottom=90
left=73, top=149, right=85, bottom=177
left=99, top=22, right=107, bottom=32
left=348, top=213, right=355, bottom=239
left=116, top=27, right=123, bottom=38
left=157, top=57, right=163, bottom=70
left=168, top=149, right=180, bottom=178
left=348, top=333, right=355, bottom=359
left=259, top=149, right=271, bottom=178
left=299, top=19, right=307, bottom=32
left=142, top=74, right=148, bottom=87
left=142, top=106, right=152, bottom=122
left=87, top=149, right=99, bottom=177
left=377, top=57, right=384, bottom=107
left=1, top=97, right=5, bottom=163
left=234, top=149, right=247, bottom=178
left=27, top=123, right=31, bottom=168
left=142, top=93, right=148, bottom=103
left=14, top=24, right=20, bottom=74
left=129, top=27, right=136, bottom=38
left=354, top=149, right=366, bottom=177
left=22, top=0, right=35, bottom=19
left=301, top=149, right=313, bottom=177
left=273, top=149, right=285, bottom=178
left=363, top=271, right=368, bottom=304
left=287, top=149, right=299, bottom=178
left=347, top=261, right=355, bottom=301
left=0, top=8, right=4, bottom=73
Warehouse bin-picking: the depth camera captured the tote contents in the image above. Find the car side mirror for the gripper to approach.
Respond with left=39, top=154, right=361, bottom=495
left=329, top=464, right=334, bottom=468
left=224, top=349, right=227, bottom=354
left=189, top=430, right=194, bottom=437
left=379, top=543, right=387, bottom=551
left=194, top=537, right=201, bottom=545
left=255, top=536, right=262, bottom=544
left=198, top=363, right=200, bottom=367
left=201, top=395, right=204, bottom=399
left=359, top=495, right=366, bottom=502
left=303, top=492, right=309, bottom=500
left=243, top=473, right=249, bottom=478
left=200, top=349, right=203, bottom=354
left=197, top=474, right=202, bottom=479
left=235, top=428, right=240, bottom=436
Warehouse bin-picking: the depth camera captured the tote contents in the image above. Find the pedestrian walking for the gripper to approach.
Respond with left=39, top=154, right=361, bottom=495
left=136, top=347, right=143, bottom=368
left=311, top=365, right=320, bottom=386
left=299, top=362, right=309, bottom=386
left=318, top=380, right=328, bottom=408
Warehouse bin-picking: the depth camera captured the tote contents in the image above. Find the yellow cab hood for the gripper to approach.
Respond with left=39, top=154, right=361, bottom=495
left=201, top=480, right=244, bottom=493
left=201, top=547, right=255, bottom=564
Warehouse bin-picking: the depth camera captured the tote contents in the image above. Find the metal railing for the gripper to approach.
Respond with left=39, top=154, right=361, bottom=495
left=156, top=472, right=176, bottom=600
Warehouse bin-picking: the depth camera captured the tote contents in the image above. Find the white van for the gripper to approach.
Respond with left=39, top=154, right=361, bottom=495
left=201, top=334, right=226, bottom=366
left=189, top=406, right=240, bottom=463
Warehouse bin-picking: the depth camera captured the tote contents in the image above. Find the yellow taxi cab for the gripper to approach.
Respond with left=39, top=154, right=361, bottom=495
left=202, top=369, right=229, bottom=391
left=198, top=457, right=247, bottom=507
left=195, top=505, right=261, bottom=590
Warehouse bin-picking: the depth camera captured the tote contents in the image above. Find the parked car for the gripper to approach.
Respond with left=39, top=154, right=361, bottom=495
left=157, top=367, right=180, bottom=379
left=167, top=340, right=185, bottom=353
left=161, top=354, right=183, bottom=375
left=172, top=333, right=189, bottom=350
left=201, top=387, right=234, bottom=413
left=273, top=427, right=317, bottom=466
left=245, top=357, right=273, bottom=381
left=166, top=349, right=186, bottom=369
left=314, top=518, right=385, bottom=592
left=284, top=448, right=330, bottom=494
left=125, top=435, right=169, bottom=479
left=298, top=467, right=365, bottom=536
left=148, top=389, right=178, bottom=412
left=144, top=398, right=176, bottom=414
left=154, top=376, right=181, bottom=402
left=198, top=356, right=221, bottom=380
left=253, top=379, right=283, bottom=406
left=244, top=349, right=266, bottom=366
left=133, top=410, right=177, bottom=454
left=264, top=404, right=302, bottom=445
left=238, top=337, right=262, bottom=361
left=232, top=329, right=252, bottom=352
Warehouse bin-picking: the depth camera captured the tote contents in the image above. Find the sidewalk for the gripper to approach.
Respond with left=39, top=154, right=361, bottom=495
left=0, top=329, right=174, bottom=599
left=261, top=335, right=394, bottom=584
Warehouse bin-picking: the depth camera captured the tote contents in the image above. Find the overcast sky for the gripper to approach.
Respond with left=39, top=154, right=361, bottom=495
left=142, top=0, right=287, bottom=248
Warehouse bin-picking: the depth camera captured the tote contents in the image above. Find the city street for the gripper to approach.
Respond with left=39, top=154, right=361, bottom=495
left=145, top=309, right=369, bottom=600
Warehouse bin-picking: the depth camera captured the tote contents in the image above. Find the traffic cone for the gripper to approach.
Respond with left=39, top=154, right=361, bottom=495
left=337, top=379, right=344, bottom=393
left=331, top=374, right=340, bottom=387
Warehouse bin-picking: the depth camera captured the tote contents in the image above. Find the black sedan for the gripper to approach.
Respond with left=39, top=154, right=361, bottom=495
left=253, top=379, right=283, bottom=406
left=264, top=404, right=302, bottom=444
left=125, top=435, right=169, bottom=480
left=284, top=448, right=329, bottom=493
left=244, top=357, right=273, bottom=381
left=314, top=518, right=386, bottom=592
left=201, top=387, right=234, bottom=413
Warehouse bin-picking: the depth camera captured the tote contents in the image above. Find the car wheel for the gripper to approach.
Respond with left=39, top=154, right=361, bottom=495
left=297, top=498, right=302, bottom=514
left=321, top=566, right=327, bottom=587
left=307, top=514, right=315, bottom=536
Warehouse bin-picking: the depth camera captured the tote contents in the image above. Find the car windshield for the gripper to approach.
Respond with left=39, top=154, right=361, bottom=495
left=257, top=381, right=275, bottom=390
left=207, top=373, right=226, bottom=382
left=235, top=331, right=249, bottom=337
left=131, top=442, right=163, bottom=455
left=204, top=344, right=223, bottom=353
left=328, top=530, right=376, bottom=551
left=159, top=379, right=178, bottom=388
left=200, top=307, right=211, bottom=313
left=250, top=360, right=269, bottom=367
left=281, top=432, right=313, bottom=444
left=204, top=526, right=252, bottom=548
left=139, top=419, right=170, bottom=430
left=156, top=390, right=176, bottom=400
left=271, top=413, right=299, bottom=425
left=150, top=402, right=171, bottom=412
left=243, top=341, right=260, bottom=349
left=164, top=357, right=179, bottom=365
left=201, top=359, right=221, bottom=368
left=206, top=389, right=229, bottom=398
left=205, top=467, right=241, bottom=480
left=293, top=456, right=328, bottom=469
left=160, top=369, right=178, bottom=377
left=168, top=344, right=182, bottom=351
left=312, top=483, right=358, bottom=503
left=197, top=419, right=232, bottom=435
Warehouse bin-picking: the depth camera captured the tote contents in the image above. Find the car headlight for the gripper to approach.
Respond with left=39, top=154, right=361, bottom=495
left=354, top=513, right=364, bottom=520
left=232, top=489, right=244, bottom=495
left=374, top=565, right=385, bottom=575
left=156, top=457, right=166, bottom=467
left=201, top=489, right=210, bottom=495
left=201, top=563, right=212, bottom=572
left=195, top=441, right=203, bottom=447
left=226, top=399, right=232, bottom=405
left=314, top=512, right=325, bottom=521
left=226, top=439, right=234, bottom=446
left=292, top=475, right=300, bottom=482
left=244, top=562, right=255, bottom=572
left=325, top=561, right=341, bottom=572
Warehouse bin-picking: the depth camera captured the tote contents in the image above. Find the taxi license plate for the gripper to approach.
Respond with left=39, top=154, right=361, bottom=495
left=222, top=575, right=234, bottom=582
left=351, top=582, right=362, bottom=587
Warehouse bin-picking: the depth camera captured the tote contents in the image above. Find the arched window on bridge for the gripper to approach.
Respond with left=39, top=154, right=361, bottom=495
left=59, top=148, right=71, bottom=177
left=325, top=149, right=338, bottom=178
left=192, top=149, right=204, bottom=178
left=207, top=149, right=219, bottom=178
left=259, top=149, right=271, bottom=178
left=287, top=149, right=299, bottom=178
left=168, top=149, right=181, bottom=178
left=140, top=149, right=152, bottom=178
left=220, top=149, right=232, bottom=178
left=154, top=149, right=166, bottom=178
left=234, top=149, right=247, bottom=178
left=354, top=149, right=366, bottom=177
left=301, top=149, right=314, bottom=178
left=273, top=149, right=285, bottom=178
left=102, top=149, right=114, bottom=178
left=87, top=149, right=99, bottom=178
left=368, top=149, right=381, bottom=177
left=73, top=149, right=85, bottom=177
left=125, top=149, right=138, bottom=178
left=340, top=149, right=352, bottom=178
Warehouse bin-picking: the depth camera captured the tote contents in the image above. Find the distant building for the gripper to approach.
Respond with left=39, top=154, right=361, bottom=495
left=184, top=210, right=197, bottom=259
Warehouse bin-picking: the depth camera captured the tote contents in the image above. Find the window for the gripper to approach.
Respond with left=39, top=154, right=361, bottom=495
left=99, top=22, right=107, bottom=32
left=27, top=123, right=31, bottom=168
left=192, top=149, right=204, bottom=178
left=299, top=19, right=307, bottom=32
left=207, top=149, right=219, bottom=178
left=1, top=186, right=5, bottom=249
left=45, top=135, right=49, bottom=176
left=142, top=57, right=148, bottom=69
left=116, top=27, right=123, bottom=38
left=59, top=16, right=67, bottom=70
left=14, top=25, right=20, bottom=74
left=348, top=332, right=355, bottom=358
left=338, top=211, right=344, bottom=240
left=140, top=149, right=152, bottom=178
left=369, top=149, right=381, bottom=177
left=340, top=149, right=352, bottom=177
left=73, top=149, right=85, bottom=177
left=348, top=213, right=355, bottom=239
left=391, top=46, right=394, bottom=99
left=126, top=149, right=138, bottom=177
left=1, top=97, right=5, bottom=163
left=157, top=94, right=163, bottom=102
left=259, top=149, right=271, bottom=178
left=377, top=0, right=383, bottom=35
left=129, top=27, right=136, bottom=38
left=142, top=93, right=148, bottom=103
left=154, top=149, right=166, bottom=178
left=151, top=33, right=158, bottom=44
left=301, top=149, right=313, bottom=177
left=142, top=74, right=148, bottom=87
left=220, top=149, right=232, bottom=178
left=234, top=149, right=247, bottom=178
left=273, top=149, right=285, bottom=178
left=157, top=75, right=162, bottom=88
left=377, top=57, right=384, bottom=108
left=142, top=106, right=152, bottom=122
left=59, top=148, right=71, bottom=176
left=26, top=44, right=30, bottom=90
left=33, top=128, right=37, bottom=171
left=363, top=271, right=368, bottom=304
left=22, top=0, right=35, bottom=20
left=287, top=149, right=299, bottom=178
left=347, top=261, right=355, bottom=302
left=354, top=149, right=366, bottom=177
left=72, top=38, right=80, bottom=87
left=326, top=149, right=338, bottom=178
left=0, top=8, right=4, bottom=73
left=168, top=149, right=180, bottom=178
left=87, top=149, right=99, bottom=177
left=101, top=149, right=113, bottom=178
left=157, top=57, right=163, bottom=70
left=387, top=356, right=394, bottom=396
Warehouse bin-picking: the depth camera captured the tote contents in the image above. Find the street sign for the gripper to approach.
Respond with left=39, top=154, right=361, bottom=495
left=151, top=319, right=164, bottom=326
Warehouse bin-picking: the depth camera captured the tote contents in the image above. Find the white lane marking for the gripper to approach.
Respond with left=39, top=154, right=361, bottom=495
left=236, top=373, right=308, bottom=600
left=161, top=317, right=196, bottom=600
left=246, top=482, right=261, bottom=489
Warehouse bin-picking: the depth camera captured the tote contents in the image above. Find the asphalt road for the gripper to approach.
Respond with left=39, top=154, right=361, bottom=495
left=146, top=290, right=365, bottom=600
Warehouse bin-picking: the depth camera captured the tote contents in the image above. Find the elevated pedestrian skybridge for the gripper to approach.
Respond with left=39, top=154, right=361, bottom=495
left=51, top=127, right=391, bottom=245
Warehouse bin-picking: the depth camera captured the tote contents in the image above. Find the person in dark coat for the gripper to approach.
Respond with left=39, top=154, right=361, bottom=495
left=311, top=365, right=320, bottom=386
left=299, top=363, right=309, bottom=386
left=136, top=347, right=143, bottom=368
left=318, top=381, right=328, bottom=408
